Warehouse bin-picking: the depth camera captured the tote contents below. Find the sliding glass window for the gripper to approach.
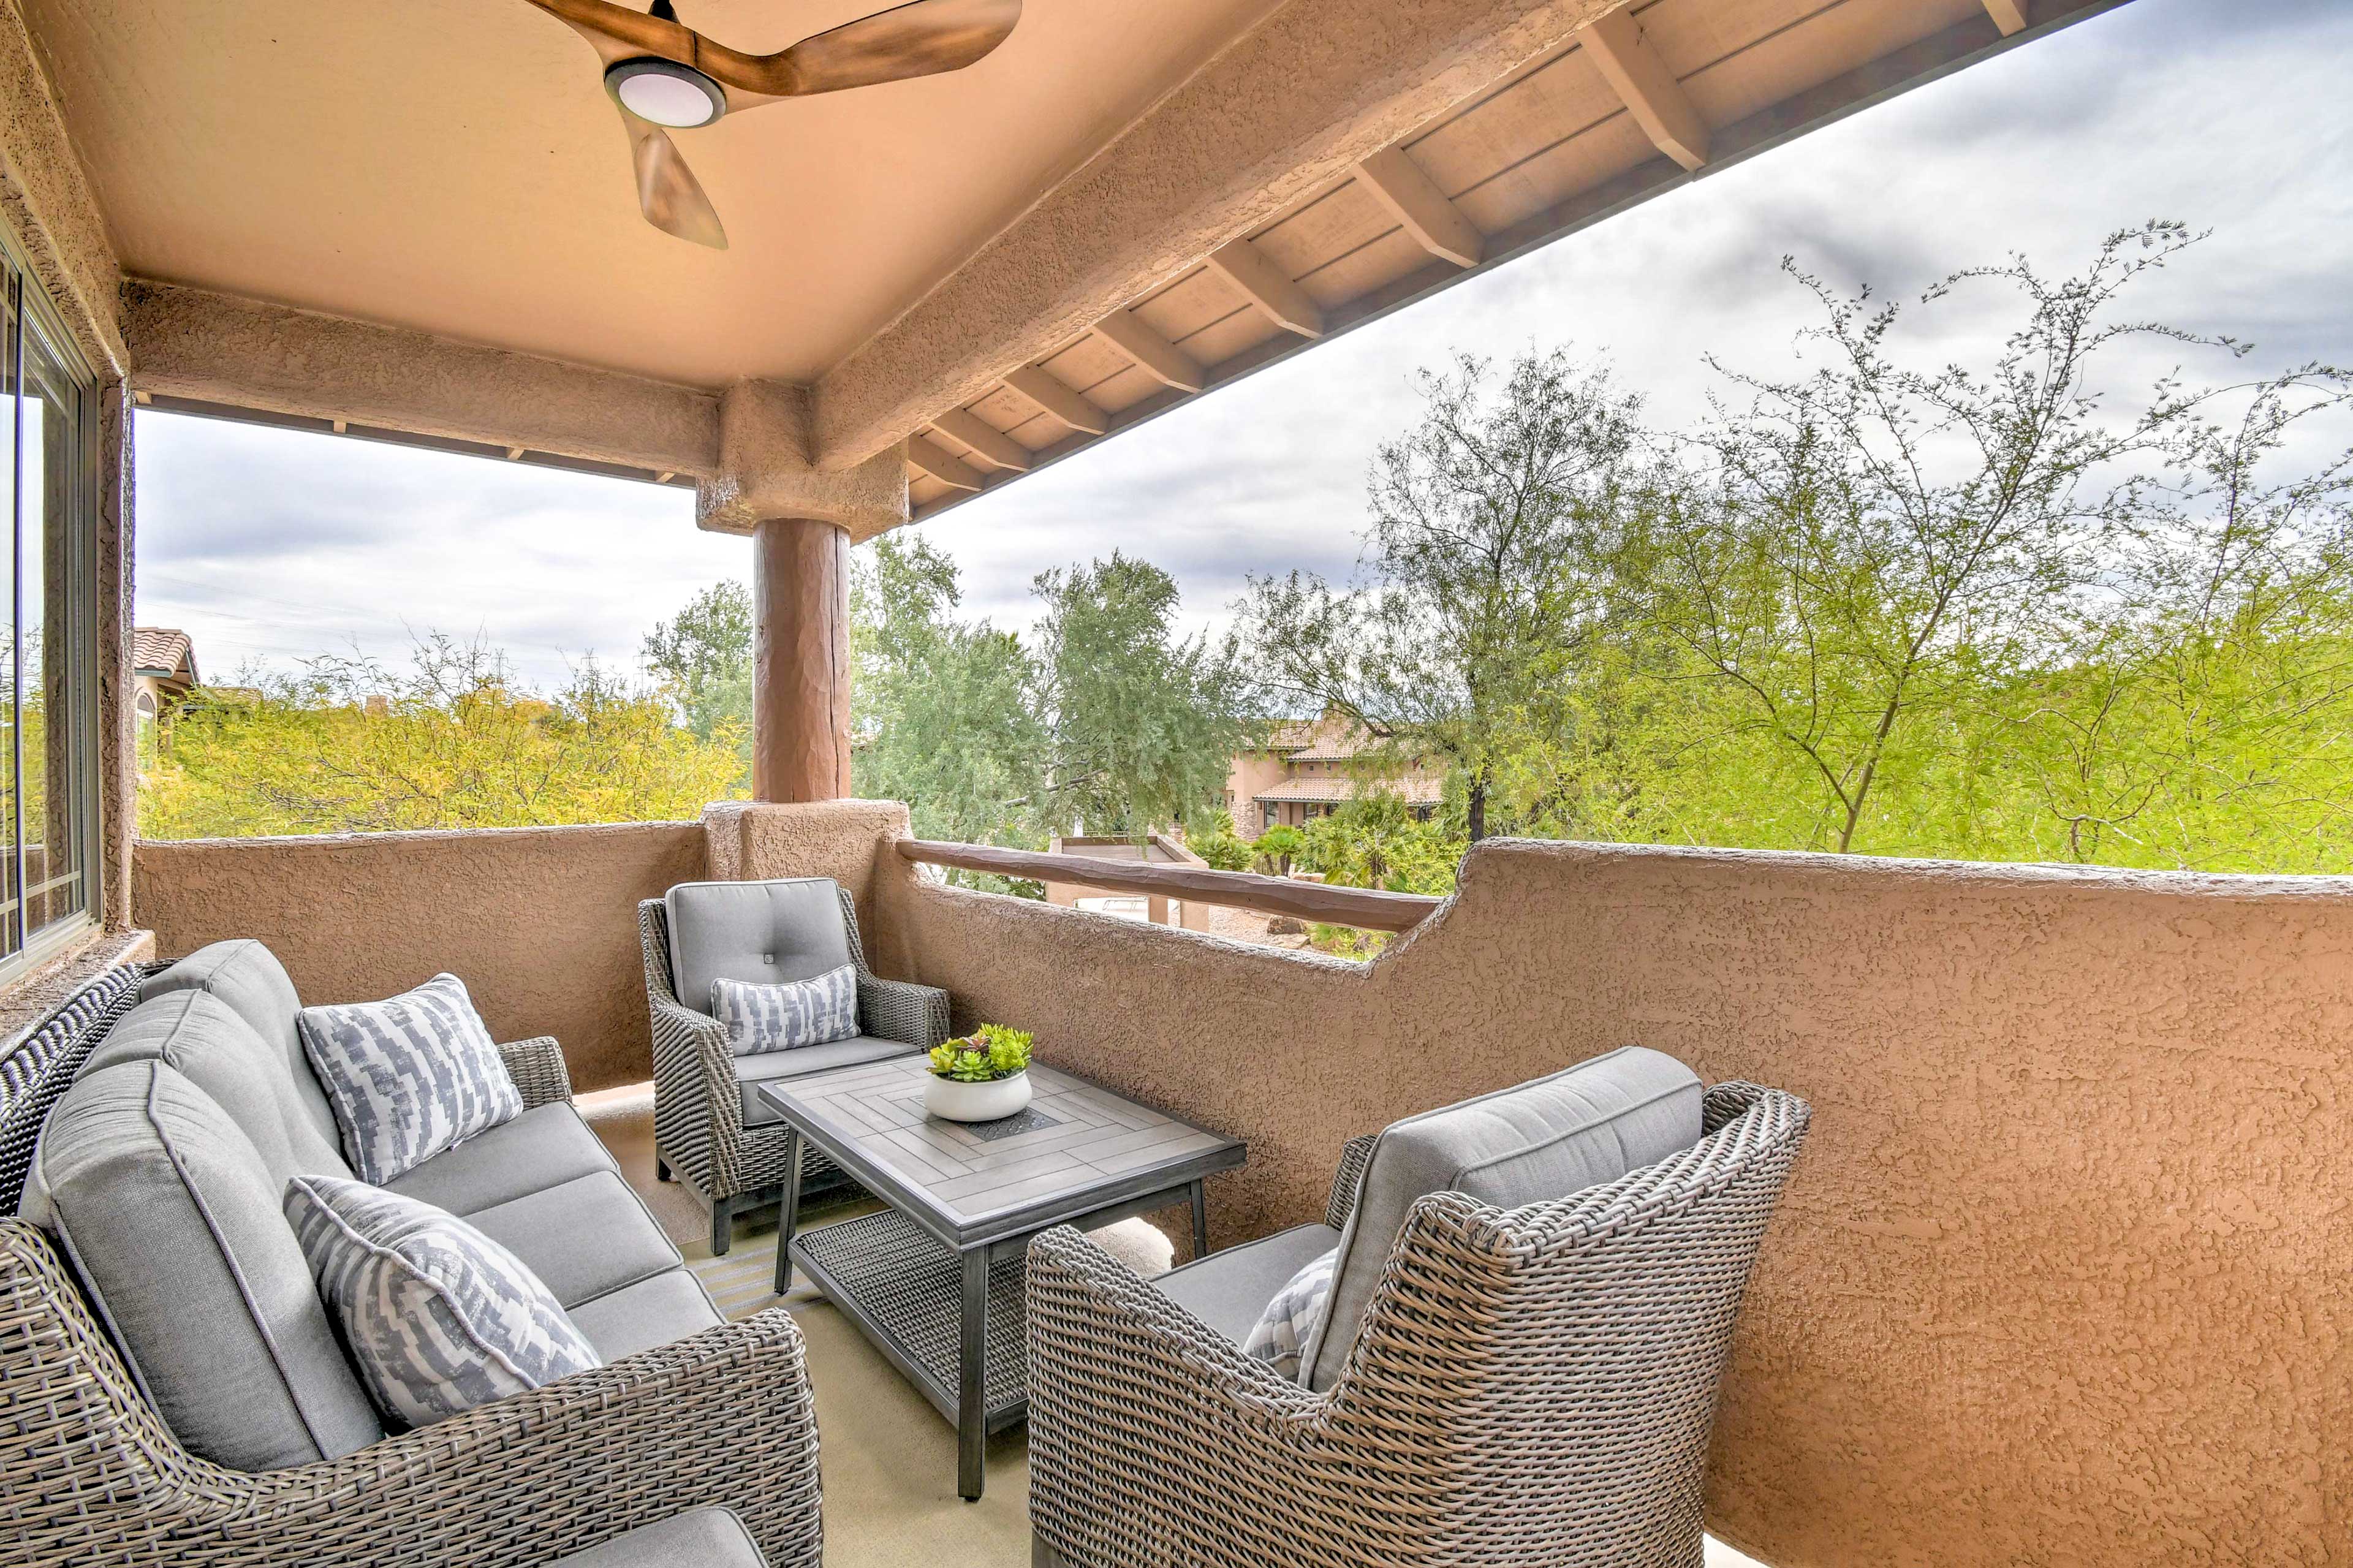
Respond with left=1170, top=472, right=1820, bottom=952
left=0, top=259, right=98, bottom=971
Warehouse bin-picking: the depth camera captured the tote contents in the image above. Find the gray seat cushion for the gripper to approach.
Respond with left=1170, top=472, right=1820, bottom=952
left=1300, top=1045, right=1705, bottom=1391
left=142, top=939, right=344, bottom=1159
left=542, top=1507, right=767, bottom=1568
left=1154, top=1221, right=1343, bottom=1350
left=18, top=1060, right=384, bottom=1471
left=83, top=991, right=354, bottom=1186
left=568, top=1268, right=725, bottom=1363
left=385, top=1102, right=618, bottom=1216
left=468, top=1171, right=686, bottom=1309
left=665, top=879, right=855, bottom=1019
left=735, top=1035, right=919, bottom=1127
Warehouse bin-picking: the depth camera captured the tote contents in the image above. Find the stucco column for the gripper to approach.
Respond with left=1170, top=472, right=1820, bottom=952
left=753, top=516, right=852, bottom=803
left=694, top=379, right=908, bottom=804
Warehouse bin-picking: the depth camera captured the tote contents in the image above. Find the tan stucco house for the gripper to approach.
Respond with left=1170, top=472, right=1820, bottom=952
left=1226, top=712, right=1445, bottom=832
left=129, top=626, right=197, bottom=755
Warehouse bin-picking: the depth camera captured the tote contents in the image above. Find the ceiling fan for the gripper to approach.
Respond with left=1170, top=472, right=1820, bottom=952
left=520, top=0, right=1023, bottom=249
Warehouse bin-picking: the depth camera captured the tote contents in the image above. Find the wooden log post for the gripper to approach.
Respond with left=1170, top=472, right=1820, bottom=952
left=753, top=516, right=852, bottom=803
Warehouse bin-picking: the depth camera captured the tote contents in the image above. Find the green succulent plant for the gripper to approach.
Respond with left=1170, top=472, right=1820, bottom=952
left=927, top=1023, right=1034, bottom=1082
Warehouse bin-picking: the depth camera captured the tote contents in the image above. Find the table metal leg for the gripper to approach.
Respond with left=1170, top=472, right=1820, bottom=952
left=1191, top=1179, right=1210, bottom=1262
left=773, top=1132, right=803, bottom=1297
left=958, top=1246, right=988, bottom=1502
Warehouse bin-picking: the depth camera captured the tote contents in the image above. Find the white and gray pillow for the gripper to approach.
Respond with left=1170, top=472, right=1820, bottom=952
left=297, top=973, right=521, bottom=1183
left=284, top=1173, right=599, bottom=1430
left=1243, top=1246, right=1336, bottom=1382
left=711, top=965, right=859, bottom=1056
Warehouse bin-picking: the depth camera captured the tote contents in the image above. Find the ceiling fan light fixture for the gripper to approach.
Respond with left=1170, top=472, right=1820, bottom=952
left=605, top=57, right=726, bottom=128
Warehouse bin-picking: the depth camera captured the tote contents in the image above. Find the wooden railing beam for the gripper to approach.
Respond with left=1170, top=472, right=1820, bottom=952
left=897, top=839, right=1441, bottom=933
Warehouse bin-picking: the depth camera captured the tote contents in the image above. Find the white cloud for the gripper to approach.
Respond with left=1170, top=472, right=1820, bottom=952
left=137, top=0, right=2353, bottom=681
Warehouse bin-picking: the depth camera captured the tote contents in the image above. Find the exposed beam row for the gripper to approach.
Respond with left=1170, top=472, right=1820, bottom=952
left=905, top=432, right=984, bottom=493
left=1578, top=9, right=1710, bottom=172
left=1001, top=365, right=1109, bottom=434
left=1091, top=312, right=1208, bottom=393
left=1205, top=238, right=1325, bottom=338
left=931, top=406, right=1033, bottom=471
left=1354, top=146, right=1485, bottom=268
left=1982, top=0, right=2029, bottom=34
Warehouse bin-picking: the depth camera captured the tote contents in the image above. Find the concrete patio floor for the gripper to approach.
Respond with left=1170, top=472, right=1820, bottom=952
left=579, top=1083, right=1766, bottom=1568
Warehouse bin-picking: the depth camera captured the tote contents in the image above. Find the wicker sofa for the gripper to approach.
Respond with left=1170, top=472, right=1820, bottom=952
left=1025, top=1054, right=1812, bottom=1568
left=0, top=941, right=822, bottom=1568
left=638, top=877, right=952, bottom=1254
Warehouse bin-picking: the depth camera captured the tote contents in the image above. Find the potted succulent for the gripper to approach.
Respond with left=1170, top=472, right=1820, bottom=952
left=924, top=1023, right=1035, bottom=1122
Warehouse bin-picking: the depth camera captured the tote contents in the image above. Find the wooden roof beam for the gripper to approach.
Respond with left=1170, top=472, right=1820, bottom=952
left=1354, top=146, right=1484, bottom=268
left=930, top=407, right=1033, bottom=472
left=1579, top=9, right=1709, bottom=172
left=1206, top=239, right=1324, bottom=338
left=1982, top=0, right=2029, bottom=34
left=1091, top=312, right=1208, bottom=393
left=906, top=433, right=985, bottom=493
left=1002, top=366, right=1110, bottom=435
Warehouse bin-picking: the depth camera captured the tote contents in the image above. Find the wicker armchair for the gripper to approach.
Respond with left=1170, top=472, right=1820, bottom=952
left=1025, top=1081, right=1811, bottom=1568
left=0, top=1218, right=822, bottom=1568
left=639, top=882, right=951, bottom=1253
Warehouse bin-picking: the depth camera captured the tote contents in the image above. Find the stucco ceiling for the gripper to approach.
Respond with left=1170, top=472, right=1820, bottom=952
left=25, top=0, right=1287, bottom=387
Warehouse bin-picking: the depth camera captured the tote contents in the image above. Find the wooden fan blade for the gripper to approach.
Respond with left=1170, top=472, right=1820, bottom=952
left=621, top=107, right=727, bottom=249
left=768, top=0, right=1021, bottom=97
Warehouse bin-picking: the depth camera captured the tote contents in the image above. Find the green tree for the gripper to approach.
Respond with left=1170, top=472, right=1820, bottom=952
left=1239, top=349, right=1641, bottom=841
left=1185, top=808, right=1254, bottom=871
left=641, top=580, right=754, bottom=776
left=1029, top=552, right=1248, bottom=838
left=138, top=635, right=748, bottom=838
left=1298, top=789, right=1461, bottom=895
left=851, top=536, right=1044, bottom=848
left=849, top=539, right=1246, bottom=855
left=1249, top=824, right=1306, bottom=876
left=1635, top=223, right=2246, bottom=854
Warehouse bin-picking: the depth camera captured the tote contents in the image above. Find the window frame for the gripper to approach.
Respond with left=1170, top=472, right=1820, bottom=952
left=0, top=237, right=102, bottom=982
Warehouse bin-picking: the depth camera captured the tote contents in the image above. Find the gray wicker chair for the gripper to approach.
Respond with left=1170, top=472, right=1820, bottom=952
left=639, top=881, right=952, bottom=1254
left=1025, top=1080, right=1810, bottom=1568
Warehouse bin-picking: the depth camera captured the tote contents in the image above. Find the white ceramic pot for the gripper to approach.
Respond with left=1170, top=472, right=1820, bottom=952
left=924, top=1069, right=1033, bottom=1123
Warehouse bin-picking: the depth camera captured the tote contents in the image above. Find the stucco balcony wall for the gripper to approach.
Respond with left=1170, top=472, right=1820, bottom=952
left=130, top=802, right=2350, bottom=1566
left=132, top=820, right=705, bottom=1092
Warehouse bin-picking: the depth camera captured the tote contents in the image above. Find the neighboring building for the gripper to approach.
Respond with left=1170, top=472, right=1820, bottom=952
left=1223, top=711, right=1444, bottom=834
left=131, top=627, right=200, bottom=762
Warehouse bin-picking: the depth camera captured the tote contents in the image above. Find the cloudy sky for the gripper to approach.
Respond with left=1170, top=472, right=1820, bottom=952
left=136, top=0, right=2353, bottom=692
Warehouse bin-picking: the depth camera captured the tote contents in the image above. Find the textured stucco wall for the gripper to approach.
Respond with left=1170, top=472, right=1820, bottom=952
left=812, top=0, right=1624, bottom=466
left=0, top=1, right=124, bottom=376
left=121, top=280, right=722, bottom=478
left=832, top=818, right=2336, bottom=1567
left=132, top=822, right=707, bottom=1093
left=126, top=805, right=2352, bottom=1562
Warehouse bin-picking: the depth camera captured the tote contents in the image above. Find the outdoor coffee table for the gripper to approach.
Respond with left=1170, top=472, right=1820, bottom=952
left=756, top=1054, right=1245, bottom=1502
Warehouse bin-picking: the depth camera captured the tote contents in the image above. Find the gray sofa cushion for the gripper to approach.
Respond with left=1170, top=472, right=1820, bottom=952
left=1154, top=1221, right=1343, bottom=1350
left=285, top=1174, right=601, bottom=1430
left=20, top=1061, right=384, bottom=1470
left=83, top=991, right=354, bottom=1186
left=665, top=879, right=855, bottom=1021
left=297, top=972, right=524, bottom=1183
left=1300, top=1046, right=1705, bottom=1391
left=568, top=1269, right=725, bottom=1363
left=544, top=1507, right=767, bottom=1568
left=142, top=939, right=343, bottom=1157
left=735, top=1034, right=919, bottom=1127
left=467, top=1171, right=685, bottom=1309
left=385, top=1102, right=617, bottom=1216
